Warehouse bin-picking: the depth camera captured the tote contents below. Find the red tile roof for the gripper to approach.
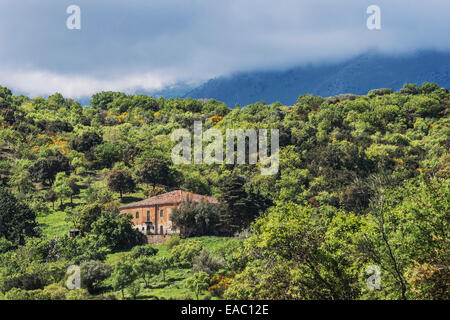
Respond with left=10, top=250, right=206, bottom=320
left=119, top=190, right=218, bottom=210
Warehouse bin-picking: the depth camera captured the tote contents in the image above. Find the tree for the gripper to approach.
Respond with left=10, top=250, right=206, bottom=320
left=130, top=245, right=158, bottom=259
left=0, top=85, right=13, bottom=102
left=225, top=203, right=365, bottom=300
left=106, top=170, right=135, bottom=199
left=67, top=175, right=81, bottom=204
left=218, top=172, right=267, bottom=235
left=76, top=202, right=103, bottom=234
left=89, top=212, right=145, bottom=251
left=53, top=172, right=72, bottom=206
left=132, top=257, right=161, bottom=288
left=111, top=259, right=136, bottom=299
left=30, top=154, right=71, bottom=186
left=126, top=281, right=141, bottom=300
left=95, top=143, right=123, bottom=168
left=90, top=91, right=126, bottom=110
left=71, top=131, right=103, bottom=153
left=135, top=157, right=177, bottom=187
left=171, top=201, right=220, bottom=237
left=157, top=256, right=174, bottom=282
left=360, top=177, right=450, bottom=300
left=186, top=271, right=210, bottom=300
left=171, top=240, right=203, bottom=267
left=44, top=189, right=57, bottom=210
left=0, top=188, right=39, bottom=245
left=80, top=260, right=113, bottom=294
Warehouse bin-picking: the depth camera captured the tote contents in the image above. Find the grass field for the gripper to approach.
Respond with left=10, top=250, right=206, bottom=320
left=104, top=236, right=231, bottom=300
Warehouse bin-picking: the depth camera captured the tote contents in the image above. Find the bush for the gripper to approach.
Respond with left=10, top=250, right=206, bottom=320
left=192, top=250, right=225, bottom=276
left=126, top=281, right=141, bottom=300
left=66, top=289, right=90, bottom=300
left=0, top=237, right=14, bottom=253
left=42, top=283, right=69, bottom=300
left=171, top=240, right=203, bottom=266
left=130, top=245, right=158, bottom=259
left=80, top=260, right=113, bottom=294
left=166, top=234, right=181, bottom=249
left=4, top=288, right=31, bottom=300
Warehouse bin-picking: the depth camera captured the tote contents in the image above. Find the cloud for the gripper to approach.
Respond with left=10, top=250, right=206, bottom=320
left=1, top=0, right=450, bottom=97
left=0, top=69, right=176, bottom=98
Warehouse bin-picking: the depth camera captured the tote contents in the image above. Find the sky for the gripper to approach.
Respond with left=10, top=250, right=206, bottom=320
left=1, top=0, right=450, bottom=98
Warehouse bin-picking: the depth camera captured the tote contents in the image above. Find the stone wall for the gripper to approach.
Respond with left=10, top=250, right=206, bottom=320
left=146, top=234, right=172, bottom=245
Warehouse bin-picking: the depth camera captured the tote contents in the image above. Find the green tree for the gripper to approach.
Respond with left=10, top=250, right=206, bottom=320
left=0, top=188, right=39, bottom=245
left=171, top=240, right=203, bottom=267
left=157, top=256, right=174, bottom=282
left=171, top=201, right=220, bottom=237
left=186, top=271, right=210, bottom=300
left=30, top=154, right=71, bottom=186
left=135, top=157, right=177, bottom=187
left=95, top=143, right=123, bottom=168
left=106, top=169, right=135, bottom=199
left=80, top=260, right=113, bottom=294
left=126, top=280, right=141, bottom=300
left=44, top=188, right=57, bottom=210
left=192, top=249, right=225, bottom=276
left=132, top=256, right=161, bottom=288
left=225, top=203, right=365, bottom=300
left=90, top=91, right=126, bottom=110
left=89, top=212, right=145, bottom=251
left=111, top=259, right=136, bottom=299
left=53, top=172, right=72, bottom=206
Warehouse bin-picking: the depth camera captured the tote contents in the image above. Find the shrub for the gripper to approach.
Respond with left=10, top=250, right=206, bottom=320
left=171, top=240, right=203, bottom=266
left=80, top=260, right=113, bottom=294
left=66, top=289, right=90, bottom=300
left=130, top=245, right=158, bottom=259
left=166, top=234, right=181, bottom=249
left=192, top=250, right=225, bottom=276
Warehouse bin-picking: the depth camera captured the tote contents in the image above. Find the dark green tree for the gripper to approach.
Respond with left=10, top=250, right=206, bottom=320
left=0, top=188, right=39, bottom=245
left=80, top=260, right=113, bottom=294
left=106, top=169, right=135, bottom=199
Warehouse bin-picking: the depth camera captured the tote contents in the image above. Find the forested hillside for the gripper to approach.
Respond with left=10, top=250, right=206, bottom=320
left=0, top=82, right=448, bottom=300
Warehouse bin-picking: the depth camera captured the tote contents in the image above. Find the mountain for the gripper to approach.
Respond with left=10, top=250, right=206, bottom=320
left=185, top=51, right=450, bottom=107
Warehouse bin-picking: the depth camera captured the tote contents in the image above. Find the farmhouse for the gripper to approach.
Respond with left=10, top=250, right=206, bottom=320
left=119, top=190, right=218, bottom=243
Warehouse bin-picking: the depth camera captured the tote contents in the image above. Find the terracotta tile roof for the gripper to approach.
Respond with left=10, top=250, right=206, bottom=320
left=119, top=190, right=219, bottom=210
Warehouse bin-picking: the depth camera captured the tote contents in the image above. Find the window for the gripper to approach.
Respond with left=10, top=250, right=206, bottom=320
left=135, top=212, right=139, bottom=219
left=160, top=209, right=164, bottom=218
left=146, top=211, right=150, bottom=221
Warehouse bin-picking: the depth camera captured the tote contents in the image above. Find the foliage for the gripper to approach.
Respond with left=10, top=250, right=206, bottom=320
left=185, top=271, right=210, bottom=300
left=192, top=249, right=225, bottom=276
left=89, top=212, right=146, bottom=251
left=171, top=240, right=203, bottom=266
left=0, top=188, right=39, bottom=245
left=130, top=245, right=158, bottom=259
left=171, top=201, right=221, bottom=237
left=111, top=258, right=137, bottom=299
left=106, top=169, right=135, bottom=198
left=80, top=260, right=113, bottom=294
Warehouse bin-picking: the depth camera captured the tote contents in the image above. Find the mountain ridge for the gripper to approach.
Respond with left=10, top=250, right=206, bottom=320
left=184, top=51, right=450, bottom=106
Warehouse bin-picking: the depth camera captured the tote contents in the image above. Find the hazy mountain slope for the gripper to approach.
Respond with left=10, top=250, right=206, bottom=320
left=185, top=51, right=450, bottom=106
